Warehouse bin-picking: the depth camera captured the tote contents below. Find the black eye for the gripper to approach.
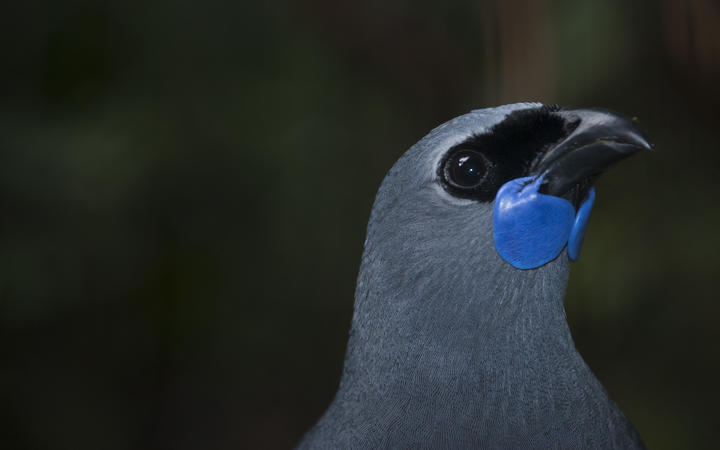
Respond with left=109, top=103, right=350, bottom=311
left=443, top=149, right=489, bottom=189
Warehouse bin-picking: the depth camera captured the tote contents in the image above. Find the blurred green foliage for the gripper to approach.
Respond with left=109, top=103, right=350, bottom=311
left=1, top=0, right=719, bottom=449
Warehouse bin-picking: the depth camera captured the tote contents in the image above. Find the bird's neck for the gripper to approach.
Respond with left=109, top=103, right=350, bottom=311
left=305, top=251, right=640, bottom=449
left=336, top=250, right=592, bottom=404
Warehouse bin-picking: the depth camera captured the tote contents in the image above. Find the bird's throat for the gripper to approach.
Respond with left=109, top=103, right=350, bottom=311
left=339, top=251, right=581, bottom=400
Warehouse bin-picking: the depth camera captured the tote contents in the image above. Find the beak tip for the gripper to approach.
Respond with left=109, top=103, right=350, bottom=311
left=627, top=126, right=653, bottom=152
left=635, top=133, right=654, bottom=152
left=632, top=139, right=654, bottom=153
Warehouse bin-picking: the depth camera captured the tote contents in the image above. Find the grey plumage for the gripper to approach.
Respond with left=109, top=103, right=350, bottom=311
left=299, top=103, right=645, bottom=449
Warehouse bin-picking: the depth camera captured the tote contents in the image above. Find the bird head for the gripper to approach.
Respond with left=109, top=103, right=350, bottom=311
left=365, top=102, right=650, bottom=271
left=355, top=103, right=650, bottom=345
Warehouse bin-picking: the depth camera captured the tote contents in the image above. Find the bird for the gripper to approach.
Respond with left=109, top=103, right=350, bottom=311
left=298, top=103, right=651, bottom=449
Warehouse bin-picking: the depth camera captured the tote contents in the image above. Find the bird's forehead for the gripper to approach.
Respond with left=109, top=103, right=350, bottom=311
left=418, top=102, right=544, bottom=177
left=437, top=102, right=544, bottom=140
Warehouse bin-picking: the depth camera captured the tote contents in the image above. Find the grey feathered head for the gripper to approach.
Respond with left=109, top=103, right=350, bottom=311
left=360, top=101, right=650, bottom=319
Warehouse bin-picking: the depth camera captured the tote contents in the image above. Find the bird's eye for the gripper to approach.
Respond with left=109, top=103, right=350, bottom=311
left=442, top=149, right=489, bottom=189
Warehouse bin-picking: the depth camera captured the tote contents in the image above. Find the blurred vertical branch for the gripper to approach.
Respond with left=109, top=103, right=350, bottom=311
left=482, top=0, right=556, bottom=105
left=662, top=0, right=720, bottom=91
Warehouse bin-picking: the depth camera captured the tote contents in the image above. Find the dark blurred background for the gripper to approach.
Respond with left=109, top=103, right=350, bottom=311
left=1, top=0, right=718, bottom=449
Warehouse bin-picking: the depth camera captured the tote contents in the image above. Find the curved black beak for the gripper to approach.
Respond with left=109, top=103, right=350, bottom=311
left=531, top=108, right=653, bottom=198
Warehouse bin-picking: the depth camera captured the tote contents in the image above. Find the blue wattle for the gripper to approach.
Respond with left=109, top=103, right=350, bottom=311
left=493, top=176, right=595, bottom=269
